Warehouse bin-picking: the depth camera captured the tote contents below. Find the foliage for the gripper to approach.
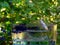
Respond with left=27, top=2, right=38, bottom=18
left=0, top=0, right=60, bottom=28
left=0, top=0, right=60, bottom=44
left=0, top=0, right=60, bottom=33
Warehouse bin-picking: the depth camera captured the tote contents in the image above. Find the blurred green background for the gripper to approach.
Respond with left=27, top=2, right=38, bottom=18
left=0, top=0, right=60, bottom=45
